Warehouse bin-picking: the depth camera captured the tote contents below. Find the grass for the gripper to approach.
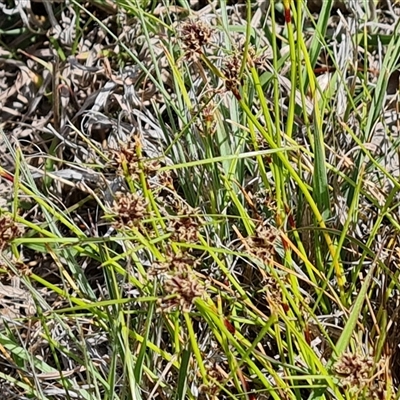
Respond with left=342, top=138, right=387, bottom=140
left=0, top=0, right=399, bottom=399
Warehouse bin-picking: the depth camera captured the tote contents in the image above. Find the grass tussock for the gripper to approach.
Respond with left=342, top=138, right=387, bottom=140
left=0, top=0, right=400, bottom=399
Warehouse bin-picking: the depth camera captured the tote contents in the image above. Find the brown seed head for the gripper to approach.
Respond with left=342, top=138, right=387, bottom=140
left=180, top=19, right=213, bottom=60
left=163, top=270, right=205, bottom=312
left=111, top=192, right=149, bottom=229
left=247, top=46, right=269, bottom=71
left=333, top=352, right=374, bottom=391
left=223, top=54, right=242, bottom=97
left=150, top=252, right=198, bottom=278
left=168, top=207, right=202, bottom=243
left=153, top=252, right=204, bottom=312
left=0, top=256, right=31, bottom=282
left=246, top=224, right=278, bottom=263
left=0, top=215, right=24, bottom=251
left=111, top=141, right=160, bottom=181
left=196, top=99, right=217, bottom=136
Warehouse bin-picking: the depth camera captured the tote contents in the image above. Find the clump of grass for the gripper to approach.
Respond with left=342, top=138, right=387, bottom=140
left=0, top=0, right=399, bottom=399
